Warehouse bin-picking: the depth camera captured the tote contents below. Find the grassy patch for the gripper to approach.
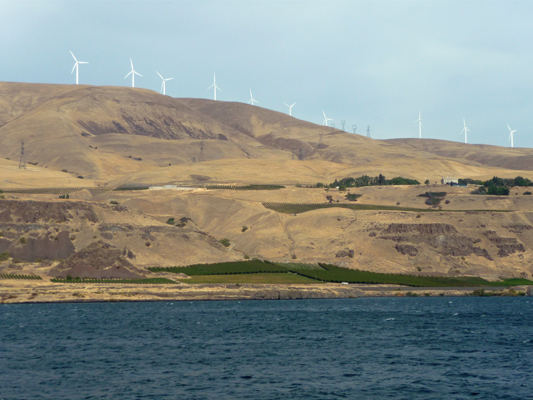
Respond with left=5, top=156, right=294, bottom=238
left=205, top=184, right=285, bottom=190
left=262, top=202, right=509, bottom=215
left=179, top=273, right=318, bottom=284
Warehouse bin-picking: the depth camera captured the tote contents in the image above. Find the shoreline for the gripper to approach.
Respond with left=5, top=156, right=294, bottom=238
left=1, top=281, right=530, bottom=304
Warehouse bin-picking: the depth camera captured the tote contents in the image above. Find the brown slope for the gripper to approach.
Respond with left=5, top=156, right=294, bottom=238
left=387, top=138, right=533, bottom=172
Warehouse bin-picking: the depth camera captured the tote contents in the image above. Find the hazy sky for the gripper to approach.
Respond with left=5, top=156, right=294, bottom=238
left=2, top=0, right=533, bottom=148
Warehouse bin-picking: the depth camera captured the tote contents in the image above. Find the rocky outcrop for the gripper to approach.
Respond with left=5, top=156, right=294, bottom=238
left=336, top=248, right=355, bottom=258
left=0, top=200, right=98, bottom=223
left=49, top=241, right=145, bottom=279
left=381, top=223, right=491, bottom=260
left=483, top=231, right=525, bottom=257
left=395, top=244, right=418, bottom=256
left=8, top=231, right=75, bottom=262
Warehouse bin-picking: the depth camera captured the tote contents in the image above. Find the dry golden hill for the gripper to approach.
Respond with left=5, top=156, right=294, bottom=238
left=2, top=81, right=532, bottom=187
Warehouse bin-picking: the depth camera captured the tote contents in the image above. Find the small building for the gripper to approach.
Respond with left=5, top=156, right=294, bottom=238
left=441, top=177, right=459, bottom=185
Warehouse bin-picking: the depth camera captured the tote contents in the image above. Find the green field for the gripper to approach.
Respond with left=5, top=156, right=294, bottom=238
left=205, top=184, right=285, bottom=190
left=148, top=260, right=288, bottom=275
left=151, top=261, right=533, bottom=288
left=262, top=202, right=509, bottom=215
left=179, top=273, right=318, bottom=284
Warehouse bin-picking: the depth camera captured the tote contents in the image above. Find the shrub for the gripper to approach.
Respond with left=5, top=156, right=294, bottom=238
left=145, top=242, right=151, bottom=247
left=61, top=169, right=68, bottom=173
left=524, top=191, right=532, bottom=195
left=242, top=226, right=248, bottom=232
left=0, top=252, right=10, bottom=262
left=77, top=176, right=84, bottom=179
left=220, top=238, right=231, bottom=247
left=19, top=237, right=27, bottom=244
left=166, top=218, right=175, bottom=225
left=424, top=179, right=430, bottom=185
left=110, top=200, right=119, bottom=205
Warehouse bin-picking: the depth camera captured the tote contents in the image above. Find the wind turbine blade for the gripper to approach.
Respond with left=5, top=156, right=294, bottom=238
left=291, top=103, right=296, bottom=107
left=124, top=71, right=132, bottom=79
left=207, top=84, right=214, bottom=90
left=284, top=103, right=289, bottom=107
left=135, top=72, right=142, bottom=77
left=130, top=58, right=134, bottom=70
left=166, top=77, right=173, bottom=81
left=71, top=64, right=77, bottom=74
left=78, top=62, right=88, bottom=65
left=157, top=71, right=163, bottom=80
left=322, top=110, right=326, bottom=118
left=70, top=51, right=77, bottom=62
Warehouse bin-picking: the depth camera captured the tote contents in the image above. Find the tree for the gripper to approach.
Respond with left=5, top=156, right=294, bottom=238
left=378, top=174, right=386, bottom=185
left=424, top=179, right=430, bottom=185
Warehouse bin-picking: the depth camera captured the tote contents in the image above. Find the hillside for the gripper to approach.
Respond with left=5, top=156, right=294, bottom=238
left=2, top=82, right=533, bottom=185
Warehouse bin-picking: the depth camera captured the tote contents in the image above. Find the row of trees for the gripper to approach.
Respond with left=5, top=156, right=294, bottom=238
left=324, top=174, right=420, bottom=189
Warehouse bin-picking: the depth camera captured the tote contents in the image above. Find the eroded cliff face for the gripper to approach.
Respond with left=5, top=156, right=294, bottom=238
left=0, top=199, right=238, bottom=273
left=380, top=223, right=493, bottom=259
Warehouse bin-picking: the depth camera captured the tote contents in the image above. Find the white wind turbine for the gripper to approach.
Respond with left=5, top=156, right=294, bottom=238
left=248, top=89, right=259, bottom=105
left=415, top=110, right=422, bottom=138
left=207, top=73, right=221, bottom=100
left=156, top=72, right=173, bottom=95
left=322, top=110, right=332, bottom=126
left=461, top=118, right=470, bottom=144
left=508, top=124, right=517, bottom=148
left=124, top=58, right=142, bottom=88
left=70, top=51, right=88, bottom=85
left=284, top=102, right=296, bottom=116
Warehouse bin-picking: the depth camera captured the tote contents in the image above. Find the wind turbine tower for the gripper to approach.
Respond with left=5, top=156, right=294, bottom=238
left=207, top=73, right=221, bottom=100
left=284, top=102, right=296, bottom=116
left=124, top=58, right=142, bottom=87
left=367, top=126, right=371, bottom=138
left=508, top=124, right=517, bottom=148
left=248, top=89, right=259, bottom=105
left=461, top=118, right=470, bottom=144
left=322, top=110, right=332, bottom=126
left=415, top=111, right=422, bottom=138
left=70, top=51, right=88, bottom=85
left=156, top=72, right=173, bottom=95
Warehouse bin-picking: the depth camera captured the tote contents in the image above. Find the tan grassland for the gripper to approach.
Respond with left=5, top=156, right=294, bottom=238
left=1, top=82, right=532, bottom=303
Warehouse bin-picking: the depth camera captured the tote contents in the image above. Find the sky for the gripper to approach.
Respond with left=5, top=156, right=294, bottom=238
left=1, top=0, right=533, bottom=148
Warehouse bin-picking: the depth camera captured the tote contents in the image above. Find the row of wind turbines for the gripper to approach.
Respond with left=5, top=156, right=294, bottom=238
left=71, top=52, right=519, bottom=148
left=415, top=111, right=518, bottom=148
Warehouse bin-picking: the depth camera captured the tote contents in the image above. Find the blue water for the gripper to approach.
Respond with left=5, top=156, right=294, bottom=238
left=0, top=297, right=532, bottom=399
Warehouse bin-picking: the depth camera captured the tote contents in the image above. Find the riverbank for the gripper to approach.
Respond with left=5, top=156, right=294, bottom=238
left=1, top=280, right=530, bottom=304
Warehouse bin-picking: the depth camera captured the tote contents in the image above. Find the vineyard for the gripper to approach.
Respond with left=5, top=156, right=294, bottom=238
left=0, top=274, right=42, bottom=280
left=50, top=278, right=178, bottom=284
left=147, top=260, right=288, bottom=275
left=148, top=260, right=533, bottom=288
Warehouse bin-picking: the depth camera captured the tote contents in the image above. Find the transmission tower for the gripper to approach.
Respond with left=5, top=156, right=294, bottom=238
left=341, top=120, right=345, bottom=131
left=366, top=126, right=371, bottom=138
left=19, top=140, right=26, bottom=169
left=352, top=125, right=357, bottom=134
left=199, top=140, right=205, bottom=162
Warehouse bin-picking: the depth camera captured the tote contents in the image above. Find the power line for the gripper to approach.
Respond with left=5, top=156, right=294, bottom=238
left=19, top=140, right=26, bottom=169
